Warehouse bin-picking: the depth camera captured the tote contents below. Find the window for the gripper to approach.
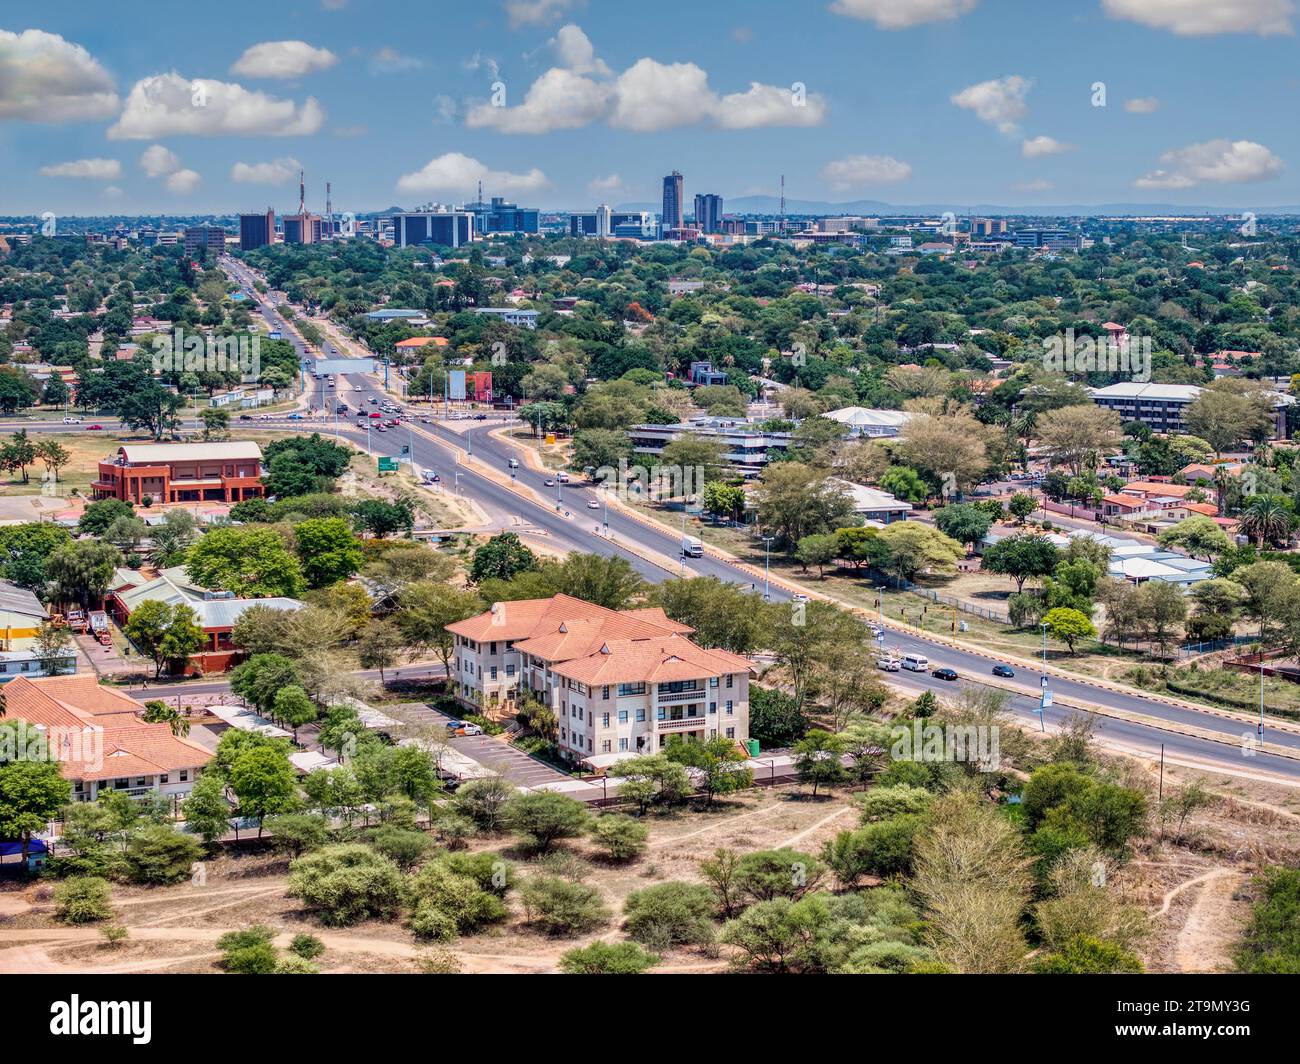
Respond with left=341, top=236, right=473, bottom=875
left=601, top=740, right=611, bottom=753
left=635, top=708, right=646, bottom=722
left=505, top=664, right=515, bottom=677
left=179, top=770, right=189, bottom=782
left=489, top=666, right=498, bottom=680
left=490, top=641, right=498, bottom=655
left=726, top=673, right=734, bottom=689
left=726, top=700, right=734, bottom=715
left=160, top=774, right=169, bottom=784
left=710, top=676, right=719, bottom=688
left=135, top=777, right=147, bottom=787
left=578, top=708, right=584, bottom=722
left=725, top=728, right=735, bottom=740
left=588, top=739, right=593, bottom=752
left=656, top=707, right=666, bottom=721
left=709, top=702, right=717, bottom=715
left=602, top=685, right=610, bottom=700
left=618, top=710, right=629, bottom=723
left=619, top=738, right=629, bottom=752
left=618, top=682, right=646, bottom=696
left=601, top=713, right=610, bottom=727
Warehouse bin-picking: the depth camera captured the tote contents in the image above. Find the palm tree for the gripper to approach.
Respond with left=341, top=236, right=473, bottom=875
left=1237, top=496, right=1292, bottom=549
left=141, top=699, right=190, bottom=738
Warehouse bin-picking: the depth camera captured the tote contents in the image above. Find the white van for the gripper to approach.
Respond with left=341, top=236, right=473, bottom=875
left=901, top=653, right=930, bottom=672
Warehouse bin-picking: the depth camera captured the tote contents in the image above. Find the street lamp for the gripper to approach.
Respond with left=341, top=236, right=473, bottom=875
left=1037, top=621, right=1050, bottom=732
left=762, top=536, right=775, bottom=601
left=454, top=472, right=463, bottom=496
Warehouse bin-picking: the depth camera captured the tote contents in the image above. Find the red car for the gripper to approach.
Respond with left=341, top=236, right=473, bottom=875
left=86, top=424, right=103, bottom=430
left=369, top=411, right=382, bottom=419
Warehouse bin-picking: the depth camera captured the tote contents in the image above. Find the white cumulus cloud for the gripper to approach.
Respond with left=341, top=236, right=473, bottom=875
left=139, top=144, right=181, bottom=177
left=165, top=169, right=202, bottom=194
left=108, top=72, right=324, bottom=139
left=0, top=29, right=119, bottom=122
left=588, top=173, right=624, bottom=195
left=1135, top=138, right=1284, bottom=188
left=505, top=0, right=577, bottom=28
left=231, top=157, right=302, bottom=184
left=830, top=0, right=978, bottom=29
left=466, top=67, right=610, bottom=134
left=1103, top=0, right=1294, bottom=36
left=951, top=75, right=1032, bottom=134
left=39, top=158, right=122, bottom=179
left=1124, top=96, right=1161, bottom=113
left=231, top=41, right=338, bottom=79
left=396, top=152, right=548, bottom=197
left=1022, top=135, right=1073, bottom=157
left=821, top=154, right=913, bottom=189
left=550, top=24, right=610, bottom=75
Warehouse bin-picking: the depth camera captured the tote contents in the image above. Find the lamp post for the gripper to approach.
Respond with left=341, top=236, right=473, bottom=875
left=762, top=536, right=775, bottom=602
left=1037, top=621, right=1049, bottom=732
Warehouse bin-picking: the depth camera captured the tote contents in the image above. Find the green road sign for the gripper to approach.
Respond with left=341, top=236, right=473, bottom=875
left=377, top=457, right=399, bottom=473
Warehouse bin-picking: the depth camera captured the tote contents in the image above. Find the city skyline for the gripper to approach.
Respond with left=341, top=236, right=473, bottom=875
left=2, top=0, right=1300, bottom=216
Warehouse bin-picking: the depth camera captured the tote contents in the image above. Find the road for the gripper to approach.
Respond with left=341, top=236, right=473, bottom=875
left=6, top=255, right=1294, bottom=784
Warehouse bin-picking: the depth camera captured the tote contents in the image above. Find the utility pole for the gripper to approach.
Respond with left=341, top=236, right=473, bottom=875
left=762, top=536, right=775, bottom=601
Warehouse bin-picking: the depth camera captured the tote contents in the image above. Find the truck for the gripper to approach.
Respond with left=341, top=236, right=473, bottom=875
left=89, top=611, right=112, bottom=646
left=682, top=535, right=704, bottom=558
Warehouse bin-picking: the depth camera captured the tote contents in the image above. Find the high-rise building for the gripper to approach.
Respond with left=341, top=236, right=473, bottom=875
left=183, top=225, right=227, bottom=257
left=693, top=193, right=723, bottom=234
left=239, top=209, right=275, bottom=251
left=570, top=207, right=656, bottom=239
left=662, top=171, right=684, bottom=232
left=391, top=210, right=474, bottom=248
left=464, top=196, right=540, bottom=235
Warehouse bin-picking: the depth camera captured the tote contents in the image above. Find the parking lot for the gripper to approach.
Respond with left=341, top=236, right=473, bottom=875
left=396, top=703, right=571, bottom=789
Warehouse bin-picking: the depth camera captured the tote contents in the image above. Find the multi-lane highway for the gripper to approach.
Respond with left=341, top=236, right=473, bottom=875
left=8, top=255, right=1292, bottom=784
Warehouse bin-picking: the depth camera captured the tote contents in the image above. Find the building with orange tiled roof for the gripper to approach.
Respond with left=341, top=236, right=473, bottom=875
left=1, top=674, right=213, bottom=802
left=447, top=595, right=752, bottom=765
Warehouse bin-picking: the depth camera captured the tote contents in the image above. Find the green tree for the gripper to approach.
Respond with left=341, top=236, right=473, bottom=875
left=793, top=730, right=847, bottom=797
left=230, top=653, right=303, bottom=715
left=504, top=791, right=590, bottom=852
left=934, top=503, right=994, bottom=550
left=123, top=600, right=205, bottom=677
left=469, top=532, right=537, bottom=583
left=622, top=881, right=717, bottom=947
left=229, top=744, right=298, bottom=835
left=0, top=754, right=72, bottom=867
left=589, top=814, right=649, bottom=861
left=294, top=517, right=364, bottom=588
left=558, top=941, right=658, bottom=974
left=186, top=526, right=306, bottom=597
left=1042, top=607, right=1096, bottom=654
left=273, top=685, right=318, bottom=743
left=981, top=534, right=1062, bottom=594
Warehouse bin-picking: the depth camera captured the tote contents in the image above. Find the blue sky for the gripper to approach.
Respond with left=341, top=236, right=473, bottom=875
left=3, top=0, right=1299, bottom=215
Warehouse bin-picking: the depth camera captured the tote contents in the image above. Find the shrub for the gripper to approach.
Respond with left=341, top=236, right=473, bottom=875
left=504, top=792, right=590, bottom=852
left=100, top=925, right=129, bottom=948
left=266, top=813, right=330, bottom=856
left=1035, top=934, right=1143, bottom=974
left=440, top=851, right=514, bottom=896
left=590, top=814, right=649, bottom=862
left=558, top=941, right=659, bottom=975
left=274, top=955, right=319, bottom=974
left=218, top=925, right=279, bottom=974
left=455, top=776, right=516, bottom=832
left=519, top=875, right=609, bottom=936
left=405, top=861, right=508, bottom=940
left=54, top=876, right=114, bottom=924
left=369, top=826, right=434, bottom=870
left=289, top=933, right=325, bottom=960
left=286, top=844, right=405, bottom=926
left=734, top=848, right=826, bottom=904
left=124, top=825, right=204, bottom=885
left=622, top=882, right=716, bottom=948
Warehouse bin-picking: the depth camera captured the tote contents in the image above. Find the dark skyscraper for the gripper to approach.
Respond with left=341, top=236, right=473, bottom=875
left=694, top=193, right=723, bottom=234
left=662, top=171, right=684, bottom=232
left=239, top=208, right=275, bottom=251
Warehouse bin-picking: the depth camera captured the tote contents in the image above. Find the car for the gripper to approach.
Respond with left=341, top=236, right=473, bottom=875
left=473, top=413, right=487, bottom=421
left=336, top=404, right=348, bottom=414
left=932, top=668, right=959, bottom=681
left=458, top=723, right=483, bottom=736
left=992, top=664, right=1016, bottom=678
left=443, top=720, right=464, bottom=732
left=369, top=411, right=382, bottom=419
left=586, top=499, right=600, bottom=509
left=791, top=593, right=810, bottom=603
left=544, top=478, right=556, bottom=487
left=420, top=417, right=432, bottom=424
left=386, top=419, right=400, bottom=427
left=877, top=658, right=901, bottom=672
left=375, top=425, right=388, bottom=432
left=507, top=458, right=519, bottom=468
left=62, top=416, right=82, bottom=424
left=430, top=473, right=440, bottom=483
left=86, top=424, right=103, bottom=430
left=368, top=396, right=378, bottom=404
left=239, top=414, right=253, bottom=421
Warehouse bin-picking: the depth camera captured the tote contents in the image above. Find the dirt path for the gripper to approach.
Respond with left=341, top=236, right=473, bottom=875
left=1173, top=869, right=1247, bottom=973
left=776, top=805, right=856, bottom=849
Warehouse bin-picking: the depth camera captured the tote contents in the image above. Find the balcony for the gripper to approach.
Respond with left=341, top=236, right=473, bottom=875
left=657, top=688, right=703, bottom=704
left=656, top=713, right=705, bottom=731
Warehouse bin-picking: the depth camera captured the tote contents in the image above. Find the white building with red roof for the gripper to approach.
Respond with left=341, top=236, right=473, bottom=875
left=1, top=674, right=214, bottom=802
left=447, top=595, right=752, bottom=765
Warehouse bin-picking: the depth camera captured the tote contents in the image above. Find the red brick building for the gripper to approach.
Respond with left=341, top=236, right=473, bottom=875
left=93, top=442, right=264, bottom=504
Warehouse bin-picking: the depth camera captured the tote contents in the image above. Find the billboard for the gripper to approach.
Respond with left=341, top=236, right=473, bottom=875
left=448, top=369, right=467, bottom=401
left=313, top=357, right=375, bottom=375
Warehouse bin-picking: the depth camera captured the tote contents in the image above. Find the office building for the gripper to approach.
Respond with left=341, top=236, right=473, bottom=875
left=283, top=213, right=323, bottom=245
left=447, top=595, right=752, bottom=765
left=569, top=207, right=657, bottom=239
left=392, top=210, right=474, bottom=248
left=465, top=197, right=539, bottom=235
left=1013, top=228, right=1081, bottom=252
left=93, top=442, right=265, bottom=505
left=662, top=171, right=684, bottom=231
left=183, top=225, right=226, bottom=257
left=239, top=209, right=276, bottom=251
left=693, top=193, right=723, bottom=234
left=628, top=417, right=805, bottom=478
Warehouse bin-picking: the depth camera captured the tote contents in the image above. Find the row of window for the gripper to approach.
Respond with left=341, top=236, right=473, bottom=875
left=72, top=769, right=190, bottom=793
left=565, top=702, right=737, bottom=725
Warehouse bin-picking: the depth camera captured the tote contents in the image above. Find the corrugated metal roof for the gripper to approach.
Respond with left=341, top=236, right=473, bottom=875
left=117, top=441, right=262, bottom=464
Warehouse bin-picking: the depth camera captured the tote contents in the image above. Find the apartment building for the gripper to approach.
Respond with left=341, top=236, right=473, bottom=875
left=1, top=674, right=213, bottom=802
left=447, top=595, right=752, bottom=766
left=628, top=416, right=801, bottom=478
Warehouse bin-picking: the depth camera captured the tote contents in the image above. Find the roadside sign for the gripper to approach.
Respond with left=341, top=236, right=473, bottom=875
left=377, top=457, right=399, bottom=473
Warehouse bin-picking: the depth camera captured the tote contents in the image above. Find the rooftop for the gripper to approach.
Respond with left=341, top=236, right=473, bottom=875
left=115, top=441, right=262, bottom=465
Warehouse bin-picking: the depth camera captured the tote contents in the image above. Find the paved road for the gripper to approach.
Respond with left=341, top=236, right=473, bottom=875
left=7, top=256, right=1290, bottom=784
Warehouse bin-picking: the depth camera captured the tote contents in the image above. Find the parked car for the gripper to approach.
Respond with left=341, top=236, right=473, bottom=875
left=459, top=723, right=483, bottom=736
left=932, top=668, right=959, bottom=681
left=991, top=664, right=1015, bottom=678
left=369, top=412, right=382, bottom=419
left=368, top=396, right=378, bottom=404
left=443, top=720, right=463, bottom=732
left=877, top=657, right=901, bottom=672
